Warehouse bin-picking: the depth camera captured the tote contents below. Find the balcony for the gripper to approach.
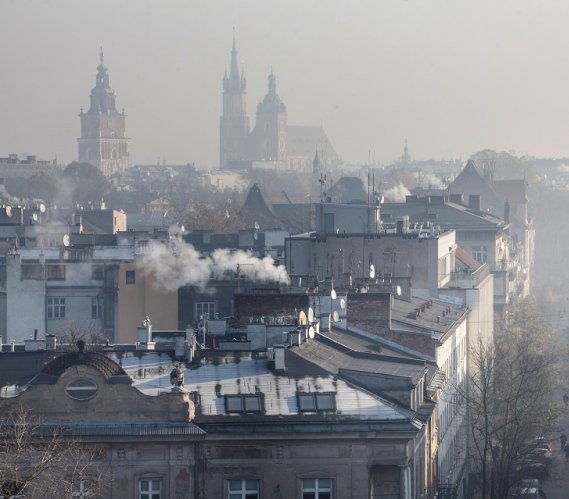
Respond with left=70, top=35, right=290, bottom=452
left=446, top=263, right=490, bottom=289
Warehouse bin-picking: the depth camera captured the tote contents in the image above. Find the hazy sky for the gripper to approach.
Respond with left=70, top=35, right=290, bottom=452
left=2, top=0, right=569, bottom=168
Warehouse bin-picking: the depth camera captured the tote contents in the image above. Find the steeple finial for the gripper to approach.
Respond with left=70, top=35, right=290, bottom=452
left=99, top=46, right=104, bottom=66
left=229, top=30, right=240, bottom=80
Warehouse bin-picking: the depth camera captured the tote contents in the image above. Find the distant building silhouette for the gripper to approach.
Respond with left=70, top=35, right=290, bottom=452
left=220, top=34, right=250, bottom=169
left=220, top=37, right=340, bottom=171
left=78, top=50, right=129, bottom=176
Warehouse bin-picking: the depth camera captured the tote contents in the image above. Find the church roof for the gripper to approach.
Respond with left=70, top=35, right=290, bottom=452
left=287, top=125, right=340, bottom=164
left=86, top=50, right=120, bottom=115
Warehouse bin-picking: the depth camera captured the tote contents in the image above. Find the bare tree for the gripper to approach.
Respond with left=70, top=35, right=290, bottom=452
left=0, top=406, right=110, bottom=498
left=462, top=298, right=560, bottom=498
left=56, top=322, right=108, bottom=352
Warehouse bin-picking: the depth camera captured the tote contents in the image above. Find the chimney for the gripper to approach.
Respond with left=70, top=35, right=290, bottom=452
left=46, top=334, right=57, bottom=351
left=174, top=336, right=185, bottom=359
left=274, top=345, right=286, bottom=371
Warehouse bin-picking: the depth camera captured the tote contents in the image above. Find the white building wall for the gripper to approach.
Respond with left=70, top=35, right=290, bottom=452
left=6, top=255, right=46, bottom=343
left=436, top=318, right=468, bottom=494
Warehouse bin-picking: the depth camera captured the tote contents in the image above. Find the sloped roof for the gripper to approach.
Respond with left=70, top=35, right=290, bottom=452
left=239, top=183, right=281, bottom=229
left=287, top=125, right=340, bottom=163
left=491, top=179, right=527, bottom=205
left=328, top=177, right=367, bottom=203
left=455, top=245, right=482, bottom=270
left=133, top=356, right=412, bottom=421
left=381, top=197, right=506, bottom=232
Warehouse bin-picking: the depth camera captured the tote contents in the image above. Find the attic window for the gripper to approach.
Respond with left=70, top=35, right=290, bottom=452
left=225, top=394, right=263, bottom=413
left=297, top=392, right=336, bottom=412
left=65, top=378, right=98, bottom=400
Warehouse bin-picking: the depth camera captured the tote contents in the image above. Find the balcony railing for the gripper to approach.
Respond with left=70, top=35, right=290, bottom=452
left=446, top=263, right=490, bottom=288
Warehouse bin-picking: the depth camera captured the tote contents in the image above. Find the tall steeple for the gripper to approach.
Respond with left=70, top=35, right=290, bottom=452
left=223, top=29, right=246, bottom=94
left=220, top=32, right=250, bottom=168
left=250, top=71, right=287, bottom=161
left=78, top=51, right=129, bottom=176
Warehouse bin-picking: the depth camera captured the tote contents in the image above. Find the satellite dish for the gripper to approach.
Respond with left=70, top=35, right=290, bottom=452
left=254, top=221, right=260, bottom=230
left=331, top=289, right=337, bottom=300
left=369, top=264, right=376, bottom=279
left=396, top=285, right=402, bottom=296
left=62, top=234, right=70, bottom=247
left=340, top=298, right=346, bottom=310
left=308, top=326, right=315, bottom=339
left=253, top=232, right=258, bottom=241
left=298, top=310, right=307, bottom=325
left=32, top=213, right=38, bottom=222
left=333, top=311, right=340, bottom=322
left=39, top=203, right=46, bottom=213
left=308, top=307, right=314, bottom=323
left=5, top=206, right=12, bottom=217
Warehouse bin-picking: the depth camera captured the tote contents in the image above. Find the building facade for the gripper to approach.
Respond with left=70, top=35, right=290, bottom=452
left=78, top=51, right=129, bottom=176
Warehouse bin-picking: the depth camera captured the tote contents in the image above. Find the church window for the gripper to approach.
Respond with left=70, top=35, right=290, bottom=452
left=111, top=148, right=118, bottom=160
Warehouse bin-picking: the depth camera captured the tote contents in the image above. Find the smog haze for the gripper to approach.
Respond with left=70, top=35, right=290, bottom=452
left=2, top=0, right=569, bottom=166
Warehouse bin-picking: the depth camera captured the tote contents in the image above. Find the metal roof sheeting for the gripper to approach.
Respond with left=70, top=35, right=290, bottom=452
left=132, top=357, right=409, bottom=421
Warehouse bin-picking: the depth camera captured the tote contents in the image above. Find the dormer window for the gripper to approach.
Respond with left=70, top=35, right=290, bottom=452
left=297, top=392, right=336, bottom=413
left=225, top=394, right=263, bottom=414
left=65, top=378, right=98, bottom=401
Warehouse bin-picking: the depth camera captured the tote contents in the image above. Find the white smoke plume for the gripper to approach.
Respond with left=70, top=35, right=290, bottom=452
left=138, top=239, right=290, bottom=291
left=383, top=183, right=411, bottom=202
left=421, top=173, right=444, bottom=189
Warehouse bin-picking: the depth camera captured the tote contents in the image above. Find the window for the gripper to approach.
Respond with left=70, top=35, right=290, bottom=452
left=65, top=378, right=98, bottom=400
left=46, top=264, right=66, bottom=280
left=71, top=480, right=91, bottom=498
left=47, top=297, right=65, bottom=319
left=139, top=478, right=162, bottom=499
left=126, top=270, right=136, bottom=285
left=91, top=264, right=104, bottom=280
left=298, top=393, right=336, bottom=412
left=471, top=246, right=487, bottom=263
left=196, top=302, right=215, bottom=320
left=91, top=297, right=102, bottom=319
left=302, top=478, right=332, bottom=499
left=228, top=479, right=259, bottom=499
left=21, top=262, right=43, bottom=280
left=225, top=394, right=263, bottom=413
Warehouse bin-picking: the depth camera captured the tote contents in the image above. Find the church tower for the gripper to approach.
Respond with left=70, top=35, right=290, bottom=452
left=78, top=50, right=129, bottom=176
left=250, top=72, right=287, bottom=162
left=220, top=35, right=250, bottom=168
